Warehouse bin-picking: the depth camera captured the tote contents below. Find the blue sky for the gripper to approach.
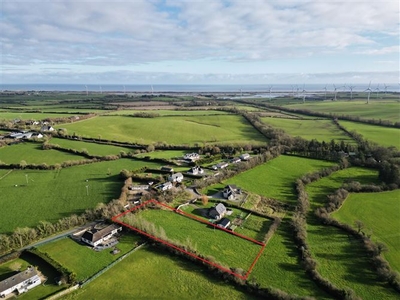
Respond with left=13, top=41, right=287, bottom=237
left=0, top=0, right=399, bottom=84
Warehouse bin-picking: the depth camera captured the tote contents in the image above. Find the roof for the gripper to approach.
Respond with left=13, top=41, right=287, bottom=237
left=81, top=224, right=121, bottom=243
left=217, top=218, right=231, bottom=227
left=0, top=267, right=38, bottom=293
left=215, top=203, right=226, bottom=215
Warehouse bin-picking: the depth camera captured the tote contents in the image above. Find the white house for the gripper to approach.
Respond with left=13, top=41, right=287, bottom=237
left=169, top=172, right=184, bottom=183
left=188, top=166, right=204, bottom=175
left=222, top=185, right=241, bottom=200
left=81, top=224, right=122, bottom=247
left=240, top=153, right=250, bottom=160
left=0, top=267, right=41, bottom=298
left=211, top=162, right=229, bottom=170
left=183, top=153, right=200, bottom=162
left=40, top=125, right=55, bottom=132
left=160, top=181, right=173, bottom=191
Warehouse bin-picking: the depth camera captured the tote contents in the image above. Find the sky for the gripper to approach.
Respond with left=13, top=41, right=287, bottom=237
left=1, top=0, right=399, bottom=85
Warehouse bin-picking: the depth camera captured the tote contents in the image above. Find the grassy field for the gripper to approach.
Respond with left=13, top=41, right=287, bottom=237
left=135, top=149, right=188, bottom=159
left=332, top=190, right=400, bottom=272
left=0, top=111, right=76, bottom=120
left=104, top=109, right=231, bottom=116
left=261, top=117, right=354, bottom=143
left=121, top=207, right=263, bottom=271
left=0, top=142, right=86, bottom=165
left=286, top=100, right=400, bottom=123
left=0, top=159, right=163, bottom=233
left=205, top=155, right=335, bottom=205
left=49, top=138, right=136, bottom=156
left=67, top=246, right=259, bottom=300
left=58, top=115, right=268, bottom=145
left=38, top=234, right=141, bottom=281
left=339, top=120, right=400, bottom=148
left=305, top=167, right=399, bottom=299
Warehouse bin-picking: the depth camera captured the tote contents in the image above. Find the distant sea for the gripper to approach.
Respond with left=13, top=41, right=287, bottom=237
left=1, top=83, right=393, bottom=93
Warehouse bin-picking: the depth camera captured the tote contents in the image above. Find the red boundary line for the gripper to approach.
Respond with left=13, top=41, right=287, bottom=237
left=112, top=199, right=266, bottom=280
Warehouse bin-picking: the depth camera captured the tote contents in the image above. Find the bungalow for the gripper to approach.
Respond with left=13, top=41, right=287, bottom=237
left=81, top=224, right=122, bottom=247
left=188, top=166, right=204, bottom=175
left=0, top=267, right=41, bottom=298
left=208, top=203, right=227, bottom=220
left=222, top=184, right=241, bottom=200
left=216, top=217, right=231, bottom=229
left=40, top=125, right=55, bottom=132
left=161, top=166, right=174, bottom=173
left=230, top=157, right=241, bottom=164
left=211, top=162, right=229, bottom=170
left=239, top=153, right=250, bottom=160
left=183, top=153, right=200, bottom=162
left=169, top=172, right=184, bottom=183
left=160, top=181, right=173, bottom=191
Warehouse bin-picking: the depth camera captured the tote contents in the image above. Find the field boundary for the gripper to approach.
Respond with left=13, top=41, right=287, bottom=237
left=112, top=199, right=266, bottom=280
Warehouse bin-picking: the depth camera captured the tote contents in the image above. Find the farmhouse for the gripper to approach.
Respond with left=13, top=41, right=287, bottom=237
left=216, top=217, right=231, bottom=229
left=230, top=157, right=241, bottom=164
left=40, top=125, right=55, bottom=132
left=211, top=162, right=229, bottom=170
left=169, top=172, right=184, bottom=183
left=81, top=224, right=122, bottom=247
left=183, top=153, right=200, bottom=162
left=208, top=203, right=227, bottom=220
left=0, top=267, right=41, bottom=298
left=222, top=185, right=242, bottom=200
left=240, top=153, right=250, bottom=160
left=160, top=181, right=173, bottom=191
left=161, top=166, right=174, bottom=173
left=188, top=166, right=204, bottom=175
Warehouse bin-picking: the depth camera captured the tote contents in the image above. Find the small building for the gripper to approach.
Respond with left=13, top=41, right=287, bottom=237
left=208, top=203, right=227, bottom=220
left=40, top=125, right=55, bottom=132
left=230, top=157, right=241, bottom=164
left=160, top=181, right=173, bottom=191
left=81, top=224, right=122, bottom=247
left=169, top=172, right=184, bottom=183
left=0, top=267, right=41, bottom=298
left=183, top=153, right=200, bottom=162
left=240, top=153, right=250, bottom=160
left=211, top=162, right=229, bottom=170
left=222, top=185, right=241, bottom=200
left=216, top=217, right=231, bottom=229
left=188, top=166, right=204, bottom=175
left=161, top=166, right=174, bottom=173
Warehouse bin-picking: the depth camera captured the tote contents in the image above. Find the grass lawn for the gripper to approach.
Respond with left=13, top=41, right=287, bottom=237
left=306, top=167, right=398, bottom=299
left=205, top=155, right=335, bottom=205
left=261, top=117, right=354, bottom=143
left=0, top=252, right=66, bottom=299
left=121, top=208, right=263, bottom=271
left=339, top=120, right=400, bottom=148
left=67, top=246, right=259, bottom=300
left=38, top=234, right=141, bottom=281
left=332, top=190, right=400, bottom=272
left=0, top=159, right=163, bottom=234
left=48, top=138, right=136, bottom=157
left=286, top=100, right=400, bottom=123
left=0, top=142, right=86, bottom=165
left=58, top=115, right=268, bottom=146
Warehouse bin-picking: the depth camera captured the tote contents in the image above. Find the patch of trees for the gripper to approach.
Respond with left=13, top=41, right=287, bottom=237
left=130, top=112, right=160, bottom=118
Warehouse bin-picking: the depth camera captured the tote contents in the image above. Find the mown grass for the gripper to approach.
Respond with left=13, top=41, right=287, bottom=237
left=67, top=246, right=258, bottom=300
left=286, top=100, right=400, bottom=123
left=261, top=117, right=354, bottom=143
left=332, top=190, right=400, bottom=272
left=121, top=208, right=263, bottom=271
left=38, top=234, right=141, bottom=281
left=205, top=155, right=335, bottom=205
left=0, top=142, right=86, bottom=165
left=339, top=120, right=400, bottom=148
left=306, top=167, right=399, bottom=299
left=58, top=115, right=268, bottom=146
left=0, top=159, right=163, bottom=234
left=49, top=138, right=135, bottom=156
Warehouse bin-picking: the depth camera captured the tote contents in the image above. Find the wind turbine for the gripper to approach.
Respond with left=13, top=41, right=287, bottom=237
left=323, top=85, right=327, bottom=100
left=291, top=85, right=295, bottom=98
left=267, top=86, right=273, bottom=99
left=99, top=85, right=103, bottom=94
left=384, top=84, right=390, bottom=94
left=239, top=88, right=243, bottom=98
left=374, top=84, right=380, bottom=99
left=123, top=85, right=126, bottom=95
left=349, top=85, right=355, bottom=100
left=364, top=81, right=372, bottom=104
left=296, top=85, right=300, bottom=98
left=85, top=85, right=88, bottom=96
left=151, top=85, right=154, bottom=96
left=333, top=84, right=338, bottom=101
left=302, top=85, right=306, bottom=103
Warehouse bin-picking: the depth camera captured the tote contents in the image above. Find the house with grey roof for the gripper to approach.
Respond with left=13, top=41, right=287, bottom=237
left=0, top=267, right=41, bottom=298
left=208, top=203, right=227, bottom=220
left=81, top=224, right=122, bottom=247
left=169, top=172, right=184, bottom=183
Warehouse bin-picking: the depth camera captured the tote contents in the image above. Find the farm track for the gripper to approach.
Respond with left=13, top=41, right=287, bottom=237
left=0, top=169, right=13, bottom=180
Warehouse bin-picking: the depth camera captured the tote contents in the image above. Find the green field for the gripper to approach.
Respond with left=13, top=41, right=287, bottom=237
left=105, top=109, right=231, bottom=116
left=0, top=111, right=76, bottom=120
left=38, top=234, right=141, bottom=281
left=0, top=142, right=86, bottom=165
left=49, top=138, right=136, bottom=156
left=205, top=155, right=335, bottom=205
left=121, top=208, right=263, bottom=271
left=332, top=190, right=400, bottom=272
left=0, top=159, right=163, bottom=233
left=305, top=168, right=398, bottom=299
left=67, top=246, right=258, bottom=300
left=261, top=117, right=354, bottom=143
left=58, top=115, right=268, bottom=145
left=286, top=100, right=400, bottom=123
left=339, top=120, right=400, bottom=148
left=135, top=149, right=188, bottom=159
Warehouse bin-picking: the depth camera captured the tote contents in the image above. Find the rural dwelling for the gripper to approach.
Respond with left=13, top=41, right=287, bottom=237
left=188, top=166, right=204, bottom=175
left=161, top=166, right=174, bottom=173
left=230, top=157, right=241, bottom=164
left=81, top=224, right=122, bottom=247
left=216, top=217, right=231, bottom=229
left=40, top=125, right=55, bottom=132
left=211, top=162, right=229, bottom=170
left=222, top=185, right=242, bottom=201
left=208, top=203, right=227, bottom=220
left=0, top=267, right=41, bottom=298
left=240, top=153, right=250, bottom=160
left=160, top=181, right=173, bottom=191
left=183, top=153, right=200, bottom=162
left=169, top=172, right=184, bottom=183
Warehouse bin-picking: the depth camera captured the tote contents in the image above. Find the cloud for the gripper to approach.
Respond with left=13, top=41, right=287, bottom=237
left=357, top=46, right=399, bottom=55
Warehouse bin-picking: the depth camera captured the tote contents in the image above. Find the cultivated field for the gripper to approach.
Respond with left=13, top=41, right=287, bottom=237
left=332, top=190, right=400, bottom=272
left=57, top=115, right=268, bottom=145
left=261, top=117, right=354, bottom=143
left=339, top=120, right=400, bottom=148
